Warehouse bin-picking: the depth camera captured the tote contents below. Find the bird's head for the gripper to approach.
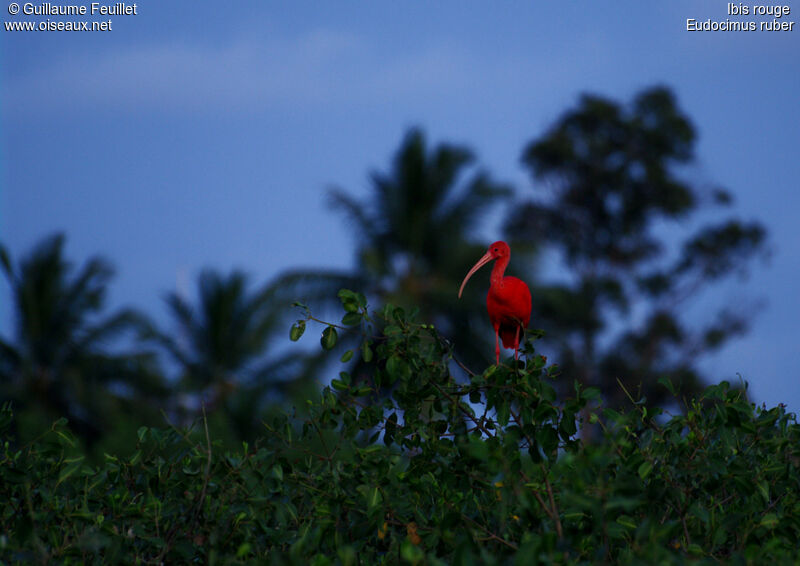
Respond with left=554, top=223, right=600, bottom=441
left=487, top=241, right=510, bottom=260
left=458, top=241, right=511, bottom=298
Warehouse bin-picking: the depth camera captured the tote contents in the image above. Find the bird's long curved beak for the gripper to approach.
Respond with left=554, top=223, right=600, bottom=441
left=458, top=252, right=493, bottom=298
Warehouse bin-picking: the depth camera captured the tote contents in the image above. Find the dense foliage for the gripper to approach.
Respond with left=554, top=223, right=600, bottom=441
left=2, top=293, right=798, bottom=564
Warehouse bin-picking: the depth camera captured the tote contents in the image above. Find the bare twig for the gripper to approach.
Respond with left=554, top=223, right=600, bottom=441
left=452, top=355, right=476, bottom=377
left=431, top=381, right=494, bottom=438
left=541, top=464, right=564, bottom=539
left=460, top=513, right=519, bottom=551
left=196, top=404, right=213, bottom=517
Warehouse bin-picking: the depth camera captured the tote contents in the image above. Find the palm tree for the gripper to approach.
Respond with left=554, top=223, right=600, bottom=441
left=142, top=269, right=312, bottom=441
left=0, top=234, right=164, bottom=447
left=273, top=128, right=524, bottom=369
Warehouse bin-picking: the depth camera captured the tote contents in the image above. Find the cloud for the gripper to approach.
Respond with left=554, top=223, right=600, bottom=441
left=4, top=29, right=480, bottom=116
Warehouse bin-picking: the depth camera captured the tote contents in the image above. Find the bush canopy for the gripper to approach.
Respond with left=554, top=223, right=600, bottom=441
left=2, top=291, right=798, bottom=564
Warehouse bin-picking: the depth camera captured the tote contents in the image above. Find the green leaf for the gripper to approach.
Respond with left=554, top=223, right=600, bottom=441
left=559, top=409, right=577, bottom=438
left=401, top=540, right=424, bottom=563
left=290, top=320, right=306, bottom=341
left=467, top=435, right=489, bottom=461
left=341, top=312, right=362, bottom=326
left=337, top=288, right=356, bottom=300
left=582, top=386, right=601, bottom=401
left=760, top=513, right=779, bottom=529
left=338, top=289, right=360, bottom=312
left=57, top=457, right=85, bottom=486
left=605, top=496, right=642, bottom=511
left=361, top=340, right=373, bottom=362
left=756, top=480, right=769, bottom=503
left=386, top=354, right=410, bottom=384
left=687, top=543, right=704, bottom=556
left=638, top=461, right=653, bottom=480
left=602, top=408, right=625, bottom=424
left=338, top=546, right=357, bottom=566
left=496, top=402, right=510, bottom=427
left=321, top=326, right=338, bottom=350
left=340, top=349, right=354, bottom=363
left=366, top=486, right=382, bottom=511
left=616, top=515, right=637, bottom=530
left=535, top=426, right=559, bottom=460
left=384, top=324, right=401, bottom=335
left=690, top=503, right=709, bottom=524
left=52, top=421, right=76, bottom=446
left=236, top=543, right=252, bottom=558
left=606, top=522, right=628, bottom=540
left=658, top=376, right=676, bottom=395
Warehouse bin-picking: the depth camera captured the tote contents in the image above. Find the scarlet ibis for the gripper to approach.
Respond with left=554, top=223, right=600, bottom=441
left=458, top=241, right=532, bottom=365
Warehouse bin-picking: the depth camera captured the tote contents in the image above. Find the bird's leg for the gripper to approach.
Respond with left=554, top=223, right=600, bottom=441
left=495, top=329, right=501, bottom=366
left=514, top=325, right=520, bottom=362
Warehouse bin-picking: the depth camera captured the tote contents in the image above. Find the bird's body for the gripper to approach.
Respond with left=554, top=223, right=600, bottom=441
left=459, top=241, right=532, bottom=365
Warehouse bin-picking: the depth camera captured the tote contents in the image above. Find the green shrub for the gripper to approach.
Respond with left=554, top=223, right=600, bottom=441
left=2, top=292, right=799, bottom=564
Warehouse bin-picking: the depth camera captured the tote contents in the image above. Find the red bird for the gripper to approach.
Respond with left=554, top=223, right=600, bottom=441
left=458, top=241, right=532, bottom=365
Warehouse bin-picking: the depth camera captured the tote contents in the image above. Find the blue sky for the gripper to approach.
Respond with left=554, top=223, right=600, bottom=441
left=2, top=2, right=798, bottom=410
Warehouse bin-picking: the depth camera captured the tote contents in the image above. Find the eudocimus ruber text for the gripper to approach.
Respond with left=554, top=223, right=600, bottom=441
left=458, top=241, right=532, bottom=365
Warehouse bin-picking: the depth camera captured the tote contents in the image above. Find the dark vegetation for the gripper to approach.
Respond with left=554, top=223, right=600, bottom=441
left=1, top=86, right=788, bottom=563
left=2, top=301, right=798, bottom=563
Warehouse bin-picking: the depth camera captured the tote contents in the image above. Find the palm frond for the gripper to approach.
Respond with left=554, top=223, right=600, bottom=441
left=164, top=292, right=196, bottom=335
left=64, top=256, right=113, bottom=315
left=328, top=189, right=377, bottom=244
left=0, top=242, right=14, bottom=282
left=72, top=308, right=142, bottom=352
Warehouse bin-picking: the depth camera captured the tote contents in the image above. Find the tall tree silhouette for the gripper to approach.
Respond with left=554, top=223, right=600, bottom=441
left=274, top=128, right=520, bottom=368
left=143, top=269, right=312, bottom=440
left=506, top=86, right=767, bottom=406
left=0, top=234, right=164, bottom=446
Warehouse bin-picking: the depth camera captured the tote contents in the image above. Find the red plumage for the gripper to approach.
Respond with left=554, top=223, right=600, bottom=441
left=459, top=241, right=532, bottom=365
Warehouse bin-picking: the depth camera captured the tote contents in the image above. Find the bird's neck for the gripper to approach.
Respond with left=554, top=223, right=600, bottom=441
left=490, top=256, right=509, bottom=288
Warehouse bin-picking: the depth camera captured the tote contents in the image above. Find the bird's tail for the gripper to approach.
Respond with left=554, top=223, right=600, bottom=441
left=499, top=324, right=522, bottom=349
